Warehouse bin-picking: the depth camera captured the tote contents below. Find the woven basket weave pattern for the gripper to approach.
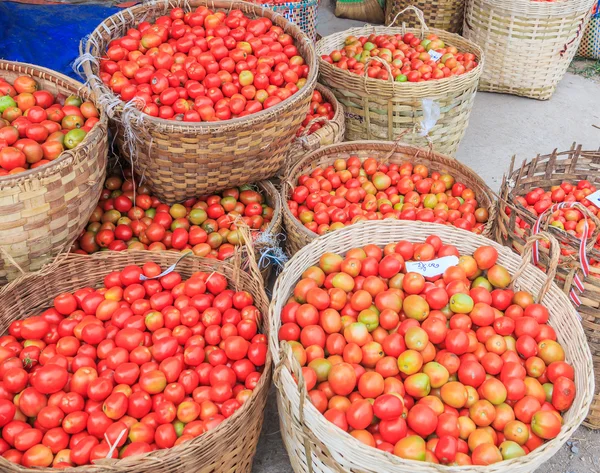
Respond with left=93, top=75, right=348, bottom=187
left=269, top=220, right=594, bottom=473
left=282, top=141, right=497, bottom=256
left=83, top=0, right=317, bottom=204
left=463, top=0, right=595, bottom=100
left=315, top=18, right=483, bottom=156
left=578, top=0, right=600, bottom=59
left=0, top=251, right=271, bottom=473
left=282, top=83, right=346, bottom=175
left=385, top=0, right=465, bottom=33
left=0, top=60, right=108, bottom=285
left=497, top=144, right=600, bottom=428
left=267, top=0, right=319, bottom=41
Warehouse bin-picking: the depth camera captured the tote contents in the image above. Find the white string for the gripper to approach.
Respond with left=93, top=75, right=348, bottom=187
left=104, top=428, right=127, bottom=459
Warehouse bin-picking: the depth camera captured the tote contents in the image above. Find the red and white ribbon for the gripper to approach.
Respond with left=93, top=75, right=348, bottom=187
left=531, top=202, right=590, bottom=309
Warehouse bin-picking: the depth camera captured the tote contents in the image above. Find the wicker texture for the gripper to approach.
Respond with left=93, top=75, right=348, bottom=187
left=578, top=0, right=600, bottom=59
left=385, top=0, right=465, bottom=33
left=282, top=140, right=497, bottom=255
left=497, top=144, right=600, bottom=428
left=282, top=83, right=346, bottom=176
left=0, top=60, right=108, bottom=285
left=266, top=0, right=319, bottom=42
left=0, top=250, right=271, bottom=473
left=82, top=0, right=317, bottom=204
left=315, top=8, right=483, bottom=156
left=269, top=220, right=594, bottom=473
left=463, top=0, right=595, bottom=100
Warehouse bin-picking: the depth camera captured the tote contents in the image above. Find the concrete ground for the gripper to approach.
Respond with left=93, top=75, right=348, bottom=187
left=253, top=2, right=600, bottom=472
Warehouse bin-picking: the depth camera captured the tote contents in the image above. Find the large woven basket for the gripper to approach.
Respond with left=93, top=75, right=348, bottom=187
left=263, top=0, right=319, bottom=42
left=0, top=250, right=271, bottom=473
left=81, top=0, right=317, bottom=204
left=578, top=0, right=600, bottom=59
left=282, top=140, right=497, bottom=255
left=463, top=0, right=595, bottom=100
left=268, top=220, right=594, bottom=473
left=315, top=7, right=483, bottom=157
left=281, top=83, right=346, bottom=177
left=496, top=144, right=600, bottom=428
left=385, top=0, right=465, bottom=33
left=0, top=60, right=108, bottom=285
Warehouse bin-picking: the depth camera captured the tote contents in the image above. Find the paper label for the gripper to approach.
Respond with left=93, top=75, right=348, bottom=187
left=405, top=255, right=459, bottom=278
left=428, top=50, right=442, bottom=62
left=585, top=189, right=600, bottom=208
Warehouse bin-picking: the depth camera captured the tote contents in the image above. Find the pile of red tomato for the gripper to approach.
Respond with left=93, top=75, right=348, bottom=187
left=296, top=89, right=335, bottom=137
left=72, top=173, right=275, bottom=261
left=278, top=237, right=575, bottom=465
left=0, top=76, right=99, bottom=176
left=287, top=157, right=490, bottom=236
left=0, top=263, right=267, bottom=468
left=99, top=6, right=309, bottom=122
left=321, top=33, right=478, bottom=83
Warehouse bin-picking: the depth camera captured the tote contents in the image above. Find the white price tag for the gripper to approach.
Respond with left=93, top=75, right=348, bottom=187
left=405, top=255, right=459, bottom=278
left=585, top=189, right=600, bottom=208
left=428, top=50, right=442, bottom=62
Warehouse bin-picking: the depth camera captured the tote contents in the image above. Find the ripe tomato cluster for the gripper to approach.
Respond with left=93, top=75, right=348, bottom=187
left=296, top=89, right=335, bottom=137
left=321, top=33, right=478, bottom=83
left=0, top=263, right=266, bottom=468
left=72, top=173, right=274, bottom=260
left=278, top=237, right=575, bottom=465
left=99, top=6, right=309, bottom=122
left=0, top=76, right=99, bottom=175
left=287, top=157, right=489, bottom=236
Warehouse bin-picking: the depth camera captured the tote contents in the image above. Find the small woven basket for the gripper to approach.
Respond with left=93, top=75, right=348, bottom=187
left=385, top=0, right=465, bottom=33
left=81, top=0, right=317, bottom=204
left=282, top=140, right=497, bottom=255
left=497, top=144, right=600, bottom=428
left=281, top=84, right=345, bottom=176
left=261, top=0, right=319, bottom=42
left=269, top=220, right=594, bottom=473
left=0, top=60, right=108, bottom=285
left=578, top=0, right=600, bottom=59
left=0, top=250, right=271, bottom=473
left=315, top=6, right=483, bottom=157
left=463, top=0, right=596, bottom=100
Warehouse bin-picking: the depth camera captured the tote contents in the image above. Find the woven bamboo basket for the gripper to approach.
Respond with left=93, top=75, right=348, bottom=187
left=262, top=0, right=320, bottom=41
left=0, top=249, right=271, bottom=473
left=496, top=144, right=600, bottom=428
left=577, top=0, right=600, bottom=59
left=268, top=220, right=594, bottom=473
left=385, top=0, right=465, bottom=33
left=282, top=140, right=497, bottom=255
left=315, top=7, right=483, bottom=157
left=281, top=84, right=346, bottom=176
left=463, top=0, right=595, bottom=100
left=0, top=60, right=108, bottom=285
left=81, top=0, right=317, bottom=204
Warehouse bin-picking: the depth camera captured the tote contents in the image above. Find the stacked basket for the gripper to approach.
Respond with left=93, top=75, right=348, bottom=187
left=497, top=144, right=600, bottom=428
left=385, top=0, right=465, bottom=33
left=0, top=60, right=108, bottom=285
left=463, top=0, right=596, bottom=100
left=316, top=7, right=483, bottom=156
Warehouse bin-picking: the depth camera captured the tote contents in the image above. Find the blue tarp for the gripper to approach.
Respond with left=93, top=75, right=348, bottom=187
left=0, top=2, right=121, bottom=80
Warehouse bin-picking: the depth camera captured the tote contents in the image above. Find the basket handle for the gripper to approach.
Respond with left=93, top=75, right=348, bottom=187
left=511, top=232, right=560, bottom=303
left=298, top=116, right=331, bottom=141
left=362, top=56, right=395, bottom=85
left=387, top=6, right=429, bottom=38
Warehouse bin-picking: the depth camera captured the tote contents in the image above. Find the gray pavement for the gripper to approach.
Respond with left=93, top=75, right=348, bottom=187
left=252, top=2, right=600, bottom=471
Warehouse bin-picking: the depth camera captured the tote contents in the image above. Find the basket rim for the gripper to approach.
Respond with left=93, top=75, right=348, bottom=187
left=0, top=250, right=272, bottom=473
left=468, top=0, right=593, bottom=14
left=282, top=140, right=497, bottom=241
left=269, top=219, right=595, bottom=472
left=82, top=0, right=318, bottom=133
left=315, top=25, right=484, bottom=93
left=0, top=59, right=106, bottom=186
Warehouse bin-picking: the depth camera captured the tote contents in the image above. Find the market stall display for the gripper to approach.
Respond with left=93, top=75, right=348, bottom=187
left=81, top=0, right=317, bottom=203
left=497, top=145, right=600, bottom=428
left=0, top=250, right=271, bottom=472
left=269, top=220, right=593, bottom=472
left=0, top=60, right=108, bottom=285
left=315, top=7, right=483, bottom=156
left=463, top=0, right=595, bottom=100
left=282, top=141, right=496, bottom=255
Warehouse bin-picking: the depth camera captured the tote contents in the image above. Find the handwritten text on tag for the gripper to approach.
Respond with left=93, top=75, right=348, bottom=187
left=586, top=189, right=600, bottom=209
left=405, top=255, right=459, bottom=278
